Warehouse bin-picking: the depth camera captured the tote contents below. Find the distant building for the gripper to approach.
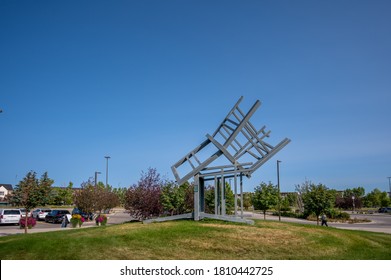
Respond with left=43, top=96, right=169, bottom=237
left=0, top=184, right=13, bottom=200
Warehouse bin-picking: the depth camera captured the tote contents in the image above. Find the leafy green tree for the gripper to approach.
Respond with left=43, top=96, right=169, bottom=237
left=363, top=188, right=390, bottom=208
left=161, top=182, right=192, bottom=215
left=242, top=192, right=253, bottom=210
left=113, top=187, right=127, bottom=206
left=204, top=182, right=235, bottom=214
left=10, top=171, right=52, bottom=234
left=252, top=182, right=278, bottom=220
left=51, top=182, right=74, bottom=205
left=280, top=196, right=291, bottom=211
left=285, top=192, right=298, bottom=207
left=300, top=182, right=334, bottom=225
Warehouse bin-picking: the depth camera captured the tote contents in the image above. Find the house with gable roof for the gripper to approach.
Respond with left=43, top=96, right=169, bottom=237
left=0, top=184, right=13, bottom=201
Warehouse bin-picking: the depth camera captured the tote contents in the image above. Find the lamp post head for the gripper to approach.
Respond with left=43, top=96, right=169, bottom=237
left=105, top=156, right=111, bottom=159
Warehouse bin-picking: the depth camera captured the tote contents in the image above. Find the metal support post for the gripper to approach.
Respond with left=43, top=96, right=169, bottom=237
left=194, top=175, right=200, bottom=221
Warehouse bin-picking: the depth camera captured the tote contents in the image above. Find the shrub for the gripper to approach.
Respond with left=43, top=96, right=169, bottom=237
left=272, top=211, right=299, bottom=218
left=95, top=215, right=108, bottom=226
left=70, top=214, right=85, bottom=227
left=19, top=217, right=37, bottom=229
left=326, top=209, right=350, bottom=220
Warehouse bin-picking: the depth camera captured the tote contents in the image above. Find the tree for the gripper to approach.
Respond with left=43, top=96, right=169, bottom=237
left=204, top=182, right=235, bottom=214
left=50, top=182, right=74, bottom=205
left=113, top=187, right=127, bottom=206
left=363, top=188, right=390, bottom=208
left=36, top=172, right=54, bottom=206
left=335, top=187, right=364, bottom=210
left=73, top=180, right=119, bottom=217
left=10, top=171, right=53, bottom=234
left=252, top=182, right=278, bottom=220
left=95, top=183, right=120, bottom=214
left=161, top=182, right=193, bottom=216
left=124, top=168, right=163, bottom=220
left=73, top=179, right=97, bottom=217
left=285, top=192, right=298, bottom=207
left=242, top=192, right=253, bottom=210
left=300, top=182, right=334, bottom=225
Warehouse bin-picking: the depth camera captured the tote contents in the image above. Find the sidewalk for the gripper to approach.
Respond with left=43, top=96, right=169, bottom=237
left=245, top=211, right=391, bottom=234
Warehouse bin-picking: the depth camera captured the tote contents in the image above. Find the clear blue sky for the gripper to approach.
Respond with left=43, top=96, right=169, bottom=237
left=1, top=0, right=390, bottom=193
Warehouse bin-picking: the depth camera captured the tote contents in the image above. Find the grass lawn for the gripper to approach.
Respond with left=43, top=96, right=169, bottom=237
left=1, top=219, right=391, bottom=260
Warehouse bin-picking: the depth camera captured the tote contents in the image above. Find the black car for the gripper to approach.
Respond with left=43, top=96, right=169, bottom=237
left=72, top=208, right=94, bottom=221
left=378, top=207, right=391, bottom=213
left=45, top=210, right=70, bottom=223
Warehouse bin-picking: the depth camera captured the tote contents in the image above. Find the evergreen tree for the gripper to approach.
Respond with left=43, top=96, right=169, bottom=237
left=10, top=171, right=46, bottom=234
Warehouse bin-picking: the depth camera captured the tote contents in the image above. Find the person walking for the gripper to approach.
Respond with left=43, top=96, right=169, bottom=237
left=61, top=214, right=69, bottom=228
left=321, top=213, right=328, bottom=227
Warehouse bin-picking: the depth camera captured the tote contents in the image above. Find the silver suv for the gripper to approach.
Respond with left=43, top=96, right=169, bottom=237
left=0, top=209, right=21, bottom=225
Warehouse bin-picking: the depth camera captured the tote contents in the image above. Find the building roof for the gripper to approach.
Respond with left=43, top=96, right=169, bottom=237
left=0, top=184, right=13, bottom=191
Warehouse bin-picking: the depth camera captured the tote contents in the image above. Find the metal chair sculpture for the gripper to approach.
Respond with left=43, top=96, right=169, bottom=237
left=147, top=97, right=290, bottom=224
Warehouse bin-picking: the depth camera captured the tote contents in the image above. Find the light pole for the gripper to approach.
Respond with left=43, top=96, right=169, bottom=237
left=105, top=156, right=111, bottom=187
left=388, top=177, right=391, bottom=199
left=94, top=171, right=101, bottom=187
left=277, top=160, right=281, bottom=222
left=352, top=195, right=355, bottom=213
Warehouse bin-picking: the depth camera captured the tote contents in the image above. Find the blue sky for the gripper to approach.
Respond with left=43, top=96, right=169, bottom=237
left=1, top=0, right=390, bottom=193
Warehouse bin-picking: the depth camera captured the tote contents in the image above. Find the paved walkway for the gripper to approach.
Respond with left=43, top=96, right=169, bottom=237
left=245, top=211, right=391, bottom=234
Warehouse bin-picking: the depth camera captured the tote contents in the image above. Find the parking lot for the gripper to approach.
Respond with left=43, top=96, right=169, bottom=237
left=0, top=208, right=133, bottom=237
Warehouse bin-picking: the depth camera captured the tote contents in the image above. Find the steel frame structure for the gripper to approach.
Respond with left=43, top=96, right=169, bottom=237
left=145, top=97, right=290, bottom=224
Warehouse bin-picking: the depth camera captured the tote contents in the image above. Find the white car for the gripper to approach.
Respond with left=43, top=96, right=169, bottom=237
left=0, top=209, right=21, bottom=225
left=19, top=208, right=32, bottom=217
left=32, top=208, right=52, bottom=220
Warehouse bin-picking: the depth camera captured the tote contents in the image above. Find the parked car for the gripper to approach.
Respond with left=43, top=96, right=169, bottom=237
left=45, top=210, right=71, bottom=223
left=378, top=207, right=391, bottom=213
left=19, top=208, right=32, bottom=217
left=0, top=209, right=21, bottom=225
left=32, top=208, right=52, bottom=220
left=72, top=208, right=94, bottom=220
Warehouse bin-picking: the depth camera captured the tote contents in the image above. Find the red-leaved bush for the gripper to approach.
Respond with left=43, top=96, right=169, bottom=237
left=19, top=217, right=37, bottom=229
left=124, top=168, right=163, bottom=220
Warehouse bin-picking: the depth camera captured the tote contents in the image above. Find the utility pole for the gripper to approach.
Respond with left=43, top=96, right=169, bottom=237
left=388, top=177, right=391, bottom=199
left=105, top=156, right=111, bottom=187
left=94, top=171, right=101, bottom=187
left=277, top=160, right=281, bottom=222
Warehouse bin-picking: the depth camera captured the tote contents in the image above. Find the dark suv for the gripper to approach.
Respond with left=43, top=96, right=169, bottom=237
left=45, top=210, right=70, bottom=223
left=72, top=208, right=94, bottom=221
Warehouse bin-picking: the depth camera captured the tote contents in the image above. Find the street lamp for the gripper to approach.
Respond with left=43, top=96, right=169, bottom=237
left=388, top=177, right=391, bottom=199
left=352, top=195, right=355, bottom=213
left=104, top=156, right=111, bottom=187
left=94, top=171, right=101, bottom=187
left=277, top=160, right=281, bottom=222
